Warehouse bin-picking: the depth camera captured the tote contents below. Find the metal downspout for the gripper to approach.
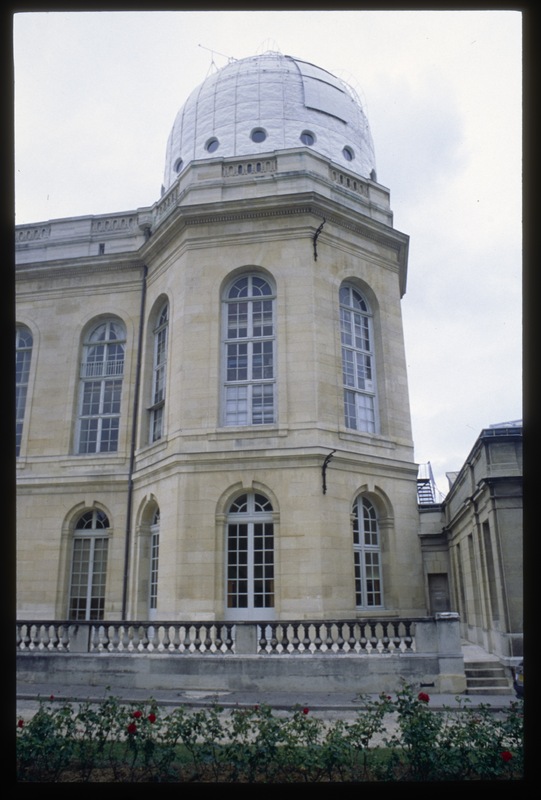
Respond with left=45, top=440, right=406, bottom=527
left=122, top=264, right=148, bottom=618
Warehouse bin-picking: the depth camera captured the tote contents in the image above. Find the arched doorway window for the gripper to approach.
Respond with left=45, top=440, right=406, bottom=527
left=225, top=492, right=274, bottom=619
left=352, top=496, right=383, bottom=608
left=69, top=509, right=110, bottom=620
left=149, top=508, right=160, bottom=618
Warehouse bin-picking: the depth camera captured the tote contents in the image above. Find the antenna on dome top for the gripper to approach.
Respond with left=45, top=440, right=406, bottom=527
left=256, top=39, right=282, bottom=55
left=198, top=44, right=237, bottom=75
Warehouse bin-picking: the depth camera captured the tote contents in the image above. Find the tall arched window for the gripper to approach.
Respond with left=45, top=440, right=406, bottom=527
left=352, top=496, right=383, bottom=608
left=16, top=325, right=33, bottom=457
left=149, top=303, right=168, bottom=442
left=223, top=274, right=276, bottom=426
left=339, top=285, right=377, bottom=432
left=69, top=509, right=110, bottom=620
left=149, top=507, right=160, bottom=616
left=77, top=319, right=125, bottom=453
left=226, top=492, right=274, bottom=618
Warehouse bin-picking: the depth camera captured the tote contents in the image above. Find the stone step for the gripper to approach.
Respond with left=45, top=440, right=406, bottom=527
left=464, top=661, right=512, bottom=695
left=465, top=668, right=509, bottom=680
left=466, top=677, right=510, bottom=688
left=466, top=687, right=513, bottom=696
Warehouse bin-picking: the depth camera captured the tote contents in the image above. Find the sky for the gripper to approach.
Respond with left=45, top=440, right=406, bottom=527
left=13, top=9, right=523, bottom=497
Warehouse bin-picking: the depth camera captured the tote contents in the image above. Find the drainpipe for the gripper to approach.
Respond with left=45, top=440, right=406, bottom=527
left=122, top=264, right=148, bottom=618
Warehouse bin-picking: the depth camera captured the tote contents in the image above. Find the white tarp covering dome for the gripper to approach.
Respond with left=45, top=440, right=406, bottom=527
left=163, top=51, right=376, bottom=190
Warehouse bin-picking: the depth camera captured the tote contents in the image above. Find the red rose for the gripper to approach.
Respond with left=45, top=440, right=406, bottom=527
left=254, top=705, right=259, bottom=711
left=418, top=692, right=430, bottom=703
left=49, top=694, right=55, bottom=701
left=17, top=719, right=24, bottom=728
left=302, top=707, right=309, bottom=715
left=148, top=713, right=156, bottom=723
left=132, top=710, right=143, bottom=719
left=127, top=722, right=137, bottom=735
left=501, top=751, right=513, bottom=762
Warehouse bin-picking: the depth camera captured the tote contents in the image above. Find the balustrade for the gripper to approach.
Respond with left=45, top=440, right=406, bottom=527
left=16, top=622, right=74, bottom=652
left=17, top=619, right=418, bottom=655
left=90, top=622, right=235, bottom=654
left=257, top=619, right=415, bottom=654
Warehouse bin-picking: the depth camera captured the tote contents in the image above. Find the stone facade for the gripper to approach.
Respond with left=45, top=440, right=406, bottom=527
left=16, top=144, right=424, bottom=623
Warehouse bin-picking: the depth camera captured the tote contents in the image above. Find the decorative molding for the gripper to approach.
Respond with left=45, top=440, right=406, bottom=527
left=16, top=225, right=51, bottom=242
left=222, top=158, right=277, bottom=177
left=91, top=215, right=137, bottom=233
left=176, top=203, right=403, bottom=255
left=329, top=168, right=368, bottom=196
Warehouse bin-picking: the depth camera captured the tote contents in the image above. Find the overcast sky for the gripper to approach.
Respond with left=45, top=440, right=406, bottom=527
left=13, top=9, right=522, bottom=496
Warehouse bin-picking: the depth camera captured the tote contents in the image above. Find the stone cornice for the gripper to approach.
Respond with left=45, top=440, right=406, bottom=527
left=147, top=195, right=408, bottom=261
left=16, top=255, right=146, bottom=282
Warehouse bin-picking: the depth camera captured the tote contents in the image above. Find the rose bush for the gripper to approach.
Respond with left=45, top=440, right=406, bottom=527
left=16, top=686, right=524, bottom=782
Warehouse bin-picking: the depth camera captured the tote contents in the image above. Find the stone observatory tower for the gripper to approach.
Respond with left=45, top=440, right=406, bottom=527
left=15, top=52, right=425, bottom=624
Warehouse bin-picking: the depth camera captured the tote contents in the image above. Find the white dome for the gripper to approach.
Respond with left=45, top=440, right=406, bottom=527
left=163, top=52, right=376, bottom=190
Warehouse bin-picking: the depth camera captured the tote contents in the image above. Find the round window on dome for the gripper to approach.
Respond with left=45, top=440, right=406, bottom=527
left=300, top=131, right=315, bottom=146
left=174, top=158, right=184, bottom=174
left=342, top=146, right=355, bottom=162
left=250, top=128, right=267, bottom=143
left=206, top=138, right=220, bottom=154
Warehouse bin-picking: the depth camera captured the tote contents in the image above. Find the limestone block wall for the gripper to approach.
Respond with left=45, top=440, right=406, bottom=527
left=16, top=154, right=423, bottom=623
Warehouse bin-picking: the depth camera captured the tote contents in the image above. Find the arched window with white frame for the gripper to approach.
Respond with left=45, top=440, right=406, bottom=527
left=352, top=496, right=383, bottom=608
left=339, top=284, right=377, bottom=433
left=222, top=274, right=276, bottom=426
left=16, top=324, right=33, bottom=457
left=68, top=509, right=110, bottom=620
left=225, top=492, right=275, bottom=619
left=149, top=303, right=168, bottom=442
left=77, top=318, right=125, bottom=453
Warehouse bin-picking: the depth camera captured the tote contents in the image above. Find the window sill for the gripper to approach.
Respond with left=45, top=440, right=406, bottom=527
left=209, top=426, right=288, bottom=440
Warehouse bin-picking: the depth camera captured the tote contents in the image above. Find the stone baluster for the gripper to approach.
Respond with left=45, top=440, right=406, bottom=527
left=290, top=623, right=300, bottom=652
left=347, top=622, right=358, bottom=653
left=403, top=620, right=414, bottom=651
left=193, top=625, right=202, bottom=652
left=313, top=623, right=323, bottom=653
left=368, top=621, right=379, bottom=653
left=359, top=622, right=368, bottom=653
left=381, top=621, right=390, bottom=653
left=204, top=625, right=213, bottom=653
left=171, top=625, right=182, bottom=652
left=301, top=623, right=312, bottom=653
left=324, top=623, right=335, bottom=652
left=336, top=623, right=346, bottom=652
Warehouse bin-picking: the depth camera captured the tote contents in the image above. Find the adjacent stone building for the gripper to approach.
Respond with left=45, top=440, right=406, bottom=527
left=418, top=422, right=523, bottom=661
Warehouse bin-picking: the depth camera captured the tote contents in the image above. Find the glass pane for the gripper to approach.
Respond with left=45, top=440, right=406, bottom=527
left=225, top=386, right=248, bottom=425
left=252, top=300, right=273, bottom=337
left=252, top=341, right=273, bottom=380
left=251, top=277, right=272, bottom=296
left=79, top=418, right=99, bottom=453
left=227, top=343, right=248, bottom=381
left=252, top=384, right=274, bottom=424
left=99, top=417, right=119, bottom=451
left=227, top=302, right=248, bottom=338
left=228, top=277, right=249, bottom=299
